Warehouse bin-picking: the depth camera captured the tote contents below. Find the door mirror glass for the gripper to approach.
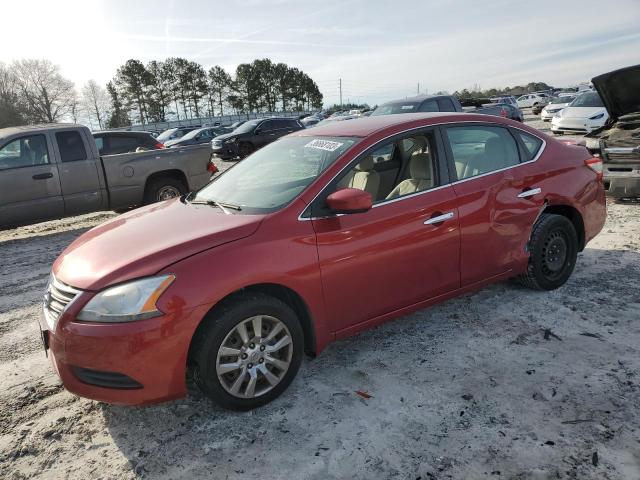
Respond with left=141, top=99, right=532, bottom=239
left=326, top=188, right=372, bottom=214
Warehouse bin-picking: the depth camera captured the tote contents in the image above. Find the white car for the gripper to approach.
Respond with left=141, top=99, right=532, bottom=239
left=516, top=93, right=549, bottom=108
left=550, top=91, right=609, bottom=135
left=540, top=95, right=577, bottom=121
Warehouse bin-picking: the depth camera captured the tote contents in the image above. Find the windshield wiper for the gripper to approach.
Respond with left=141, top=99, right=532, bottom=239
left=187, top=196, right=241, bottom=214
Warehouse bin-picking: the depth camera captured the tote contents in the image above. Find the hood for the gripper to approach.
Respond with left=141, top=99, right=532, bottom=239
left=53, top=199, right=263, bottom=291
left=212, top=132, right=241, bottom=142
left=559, top=106, right=606, bottom=119
left=592, top=64, right=640, bottom=121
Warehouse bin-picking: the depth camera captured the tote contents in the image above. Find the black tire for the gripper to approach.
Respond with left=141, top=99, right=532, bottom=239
left=238, top=142, right=254, bottom=158
left=190, top=293, right=304, bottom=411
left=518, top=214, right=578, bottom=291
left=143, top=176, right=186, bottom=204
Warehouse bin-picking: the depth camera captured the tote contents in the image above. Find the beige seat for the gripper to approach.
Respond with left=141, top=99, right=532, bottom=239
left=338, top=156, right=380, bottom=199
left=386, top=152, right=434, bottom=199
left=458, top=137, right=510, bottom=179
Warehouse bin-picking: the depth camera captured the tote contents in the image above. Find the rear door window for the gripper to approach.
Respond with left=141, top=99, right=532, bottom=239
left=445, top=125, right=520, bottom=180
left=55, top=131, right=87, bottom=162
left=418, top=100, right=439, bottom=112
left=437, top=98, right=456, bottom=112
left=108, top=135, right=140, bottom=154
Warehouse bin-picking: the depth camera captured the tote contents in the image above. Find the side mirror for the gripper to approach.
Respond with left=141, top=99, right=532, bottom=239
left=326, top=188, right=372, bottom=214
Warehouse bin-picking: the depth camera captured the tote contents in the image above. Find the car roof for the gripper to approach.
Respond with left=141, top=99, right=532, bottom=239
left=0, top=123, right=85, bottom=143
left=290, top=112, right=508, bottom=138
left=93, top=130, right=151, bottom=136
left=379, top=94, right=453, bottom=106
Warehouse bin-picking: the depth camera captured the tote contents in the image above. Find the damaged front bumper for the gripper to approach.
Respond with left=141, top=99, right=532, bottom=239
left=602, top=146, right=640, bottom=198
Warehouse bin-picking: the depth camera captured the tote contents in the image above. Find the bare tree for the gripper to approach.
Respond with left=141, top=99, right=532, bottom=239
left=81, top=80, right=110, bottom=129
left=0, top=62, right=26, bottom=128
left=12, top=59, right=76, bottom=123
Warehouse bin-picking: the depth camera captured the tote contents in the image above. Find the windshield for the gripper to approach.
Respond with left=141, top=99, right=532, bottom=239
left=371, top=102, right=420, bottom=115
left=570, top=92, right=604, bottom=108
left=156, top=129, right=178, bottom=142
left=193, top=136, right=358, bottom=213
left=551, top=96, right=575, bottom=104
left=232, top=120, right=260, bottom=134
left=180, top=129, right=202, bottom=140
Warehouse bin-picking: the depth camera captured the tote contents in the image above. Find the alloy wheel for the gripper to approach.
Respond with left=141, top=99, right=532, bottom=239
left=216, top=315, right=293, bottom=398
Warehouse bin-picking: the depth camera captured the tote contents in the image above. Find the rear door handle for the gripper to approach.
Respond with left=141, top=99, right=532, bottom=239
left=517, top=187, right=541, bottom=198
left=424, top=211, right=454, bottom=225
left=32, top=172, right=53, bottom=180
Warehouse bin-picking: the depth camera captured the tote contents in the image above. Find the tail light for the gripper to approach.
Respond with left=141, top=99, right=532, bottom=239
left=154, top=142, right=165, bottom=149
left=208, top=162, right=219, bottom=174
left=585, top=157, right=603, bottom=180
left=500, top=108, right=507, bottom=118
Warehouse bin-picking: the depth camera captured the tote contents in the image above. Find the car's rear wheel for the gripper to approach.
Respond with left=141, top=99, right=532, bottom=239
left=144, top=176, right=187, bottom=204
left=518, top=214, right=578, bottom=291
left=191, top=293, right=303, bottom=410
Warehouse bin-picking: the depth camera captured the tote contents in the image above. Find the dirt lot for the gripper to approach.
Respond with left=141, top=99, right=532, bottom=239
left=1, top=112, right=639, bottom=479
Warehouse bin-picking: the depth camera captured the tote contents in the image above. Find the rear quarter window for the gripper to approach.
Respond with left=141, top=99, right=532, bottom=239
left=514, top=130, right=543, bottom=161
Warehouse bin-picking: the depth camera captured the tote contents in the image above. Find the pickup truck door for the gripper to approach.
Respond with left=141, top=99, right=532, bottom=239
left=53, top=129, right=104, bottom=216
left=0, top=133, right=64, bottom=227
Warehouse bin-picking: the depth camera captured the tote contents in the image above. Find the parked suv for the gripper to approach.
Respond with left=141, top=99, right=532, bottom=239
left=93, top=131, right=164, bottom=156
left=516, top=93, right=550, bottom=109
left=211, top=117, right=304, bottom=160
left=371, top=94, right=463, bottom=115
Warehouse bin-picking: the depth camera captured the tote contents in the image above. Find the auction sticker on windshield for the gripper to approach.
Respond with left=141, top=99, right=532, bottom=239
left=305, top=139, right=344, bottom=152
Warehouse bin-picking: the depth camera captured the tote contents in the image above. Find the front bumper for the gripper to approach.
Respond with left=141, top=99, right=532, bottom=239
left=551, top=117, right=605, bottom=134
left=211, top=142, right=239, bottom=160
left=541, top=110, right=560, bottom=121
left=39, top=291, right=209, bottom=405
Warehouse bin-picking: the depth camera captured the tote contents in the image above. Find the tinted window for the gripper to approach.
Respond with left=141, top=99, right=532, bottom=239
left=437, top=98, right=456, bottom=112
left=371, top=102, right=420, bottom=115
left=56, top=131, right=87, bottom=162
left=418, top=100, right=439, bottom=112
left=515, top=131, right=543, bottom=161
left=446, top=126, right=520, bottom=180
left=259, top=120, right=276, bottom=132
left=285, top=119, right=300, bottom=129
left=109, top=136, right=140, bottom=152
left=0, top=135, right=50, bottom=170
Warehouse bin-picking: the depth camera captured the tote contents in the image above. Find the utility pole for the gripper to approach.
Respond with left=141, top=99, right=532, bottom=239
left=339, top=78, right=342, bottom=107
left=417, top=82, right=420, bottom=95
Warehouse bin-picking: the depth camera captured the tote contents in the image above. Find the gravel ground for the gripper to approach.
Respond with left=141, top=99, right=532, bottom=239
left=1, top=112, right=639, bottom=479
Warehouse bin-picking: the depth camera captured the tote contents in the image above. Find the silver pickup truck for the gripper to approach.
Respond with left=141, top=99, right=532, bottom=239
left=0, top=123, right=212, bottom=228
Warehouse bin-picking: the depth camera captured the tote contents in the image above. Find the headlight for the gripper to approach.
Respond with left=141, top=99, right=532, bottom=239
left=77, top=275, right=175, bottom=323
left=589, top=112, right=605, bottom=120
left=224, top=137, right=238, bottom=144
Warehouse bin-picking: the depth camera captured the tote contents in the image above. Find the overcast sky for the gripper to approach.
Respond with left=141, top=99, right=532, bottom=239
left=2, top=0, right=639, bottom=106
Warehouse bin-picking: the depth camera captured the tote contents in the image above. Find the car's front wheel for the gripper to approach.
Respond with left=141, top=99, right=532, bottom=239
left=191, top=293, right=304, bottom=410
left=518, top=213, right=578, bottom=291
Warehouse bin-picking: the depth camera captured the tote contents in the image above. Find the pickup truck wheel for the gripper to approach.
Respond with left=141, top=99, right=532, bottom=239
left=191, top=293, right=303, bottom=411
left=518, top=214, right=578, bottom=291
left=144, top=177, right=186, bottom=204
left=238, top=142, right=254, bottom=158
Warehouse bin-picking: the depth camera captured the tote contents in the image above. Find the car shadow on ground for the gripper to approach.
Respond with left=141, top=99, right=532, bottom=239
left=100, top=247, right=640, bottom=479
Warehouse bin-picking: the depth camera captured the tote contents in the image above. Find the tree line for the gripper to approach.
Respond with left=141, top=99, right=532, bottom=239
left=453, top=82, right=554, bottom=100
left=0, top=58, right=323, bottom=130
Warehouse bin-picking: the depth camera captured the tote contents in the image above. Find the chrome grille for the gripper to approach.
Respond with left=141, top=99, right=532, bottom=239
left=43, top=274, right=81, bottom=330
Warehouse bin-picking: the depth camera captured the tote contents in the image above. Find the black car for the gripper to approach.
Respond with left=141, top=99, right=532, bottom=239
left=92, top=131, right=164, bottom=156
left=211, top=117, right=304, bottom=160
left=156, top=126, right=201, bottom=144
left=371, top=94, right=464, bottom=115
left=164, top=127, right=229, bottom=148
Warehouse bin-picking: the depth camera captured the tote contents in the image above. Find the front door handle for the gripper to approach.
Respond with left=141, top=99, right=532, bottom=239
left=517, top=187, right=541, bottom=198
left=32, top=172, right=53, bottom=180
left=424, top=211, right=454, bottom=225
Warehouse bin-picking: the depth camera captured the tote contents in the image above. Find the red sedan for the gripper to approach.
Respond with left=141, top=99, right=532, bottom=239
left=41, top=113, right=606, bottom=410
